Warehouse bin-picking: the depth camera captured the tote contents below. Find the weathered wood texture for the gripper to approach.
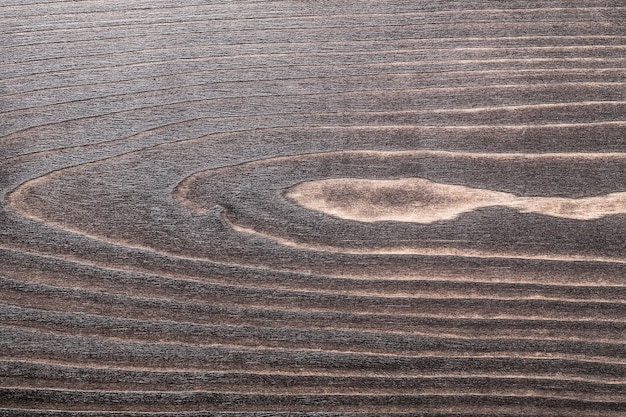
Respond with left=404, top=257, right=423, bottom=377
left=1, top=1, right=625, bottom=415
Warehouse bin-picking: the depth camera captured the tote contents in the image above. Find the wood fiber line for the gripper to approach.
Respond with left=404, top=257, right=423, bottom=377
left=1, top=0, right=624, bottom=415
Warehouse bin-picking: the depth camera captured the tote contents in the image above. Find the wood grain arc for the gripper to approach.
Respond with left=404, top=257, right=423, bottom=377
left=1, top=0, right=625, bottom=415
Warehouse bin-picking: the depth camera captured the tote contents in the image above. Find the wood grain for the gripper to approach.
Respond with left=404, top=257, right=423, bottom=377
left=1, top=1, right=625, bottom=415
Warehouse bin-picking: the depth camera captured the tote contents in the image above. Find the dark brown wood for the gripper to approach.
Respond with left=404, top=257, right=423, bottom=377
left=1, top=1, right=625, bottom=415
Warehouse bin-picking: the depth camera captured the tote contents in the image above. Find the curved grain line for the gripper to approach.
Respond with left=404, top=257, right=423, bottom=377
left=223, top=212, right=626, bottom=265
left=4, top=263, right=624, bottom=307
left=6, top=274, right=625, bottom=330
left=3, top=357, right=623, bottom=384
left=5, top=6, right=623, bottom=21
left=3, top=326, right=625, bottom=366
left=9, top=323, right=626, bottom=368
left=3, top=300, right=624, bottom=348
left=4, top=66, right=624, bottom=111
left=4, top=79, right=623, bottom=118
left=3, top=276, right=625, bottom=343
left=1, top=386, right=623, bottom=404
left=4, top=251, right=625, bottom=306
left=3, top=17, right=615, bottom=37
left=2, top=80, right=623, bottom=141
left=3, top=102, right=624, bottom=164
left=4, top=241, right=625, bottom=290
left=5, top=53, right=626, bottom=83
left=3, top=324, right=620, bottom=362
left=5, top=66, right=625, bottom=100
left=6, top=43, right=625, bottom=67
left=2, top=387, right=623, bottom=403
left=5, top=33, right=625, bottom=51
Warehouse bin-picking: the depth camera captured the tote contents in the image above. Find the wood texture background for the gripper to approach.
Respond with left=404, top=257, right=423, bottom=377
left=1, top=1, right=625, bottom=415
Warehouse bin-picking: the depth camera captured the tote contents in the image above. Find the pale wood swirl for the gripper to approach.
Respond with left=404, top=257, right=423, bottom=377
left=1, top=1, right=625, bottom=415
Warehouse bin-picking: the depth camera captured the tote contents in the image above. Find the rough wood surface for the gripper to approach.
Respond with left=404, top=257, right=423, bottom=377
left=1, top=1, right=625, bottom=415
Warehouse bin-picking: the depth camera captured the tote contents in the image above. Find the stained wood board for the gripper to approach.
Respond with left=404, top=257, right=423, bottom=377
left=1, top=1, right=625, bottom=415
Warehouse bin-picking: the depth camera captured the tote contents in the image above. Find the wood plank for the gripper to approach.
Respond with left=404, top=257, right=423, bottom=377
left=1, top=1, right=624, bottom=415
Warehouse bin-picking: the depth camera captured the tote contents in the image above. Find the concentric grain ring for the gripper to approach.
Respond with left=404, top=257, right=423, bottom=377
left=1, top=1, right=625, bottom=415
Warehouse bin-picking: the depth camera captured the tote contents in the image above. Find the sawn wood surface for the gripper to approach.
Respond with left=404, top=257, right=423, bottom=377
left=1, top=1, right=625, bottom=415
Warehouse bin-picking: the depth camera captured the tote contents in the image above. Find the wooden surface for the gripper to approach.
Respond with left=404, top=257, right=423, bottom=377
left=1, top=1, right=625, bottom=415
